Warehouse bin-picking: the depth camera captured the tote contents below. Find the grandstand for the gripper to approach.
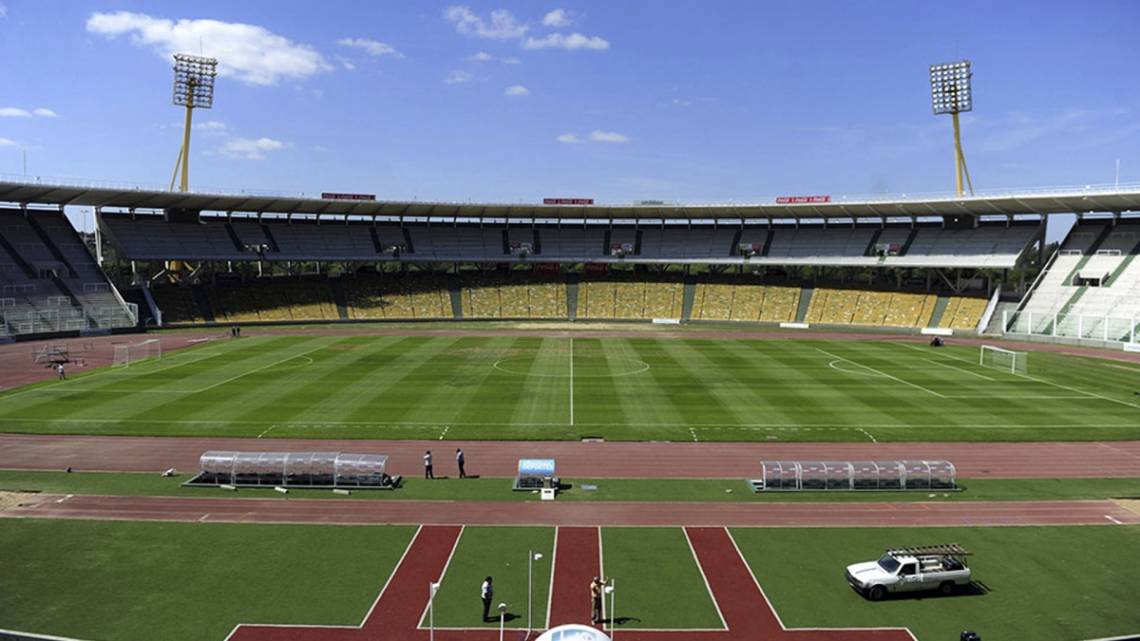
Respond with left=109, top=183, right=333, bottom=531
left=4, top=178, right=1140, bottom=339
left=1007, top=218, right=1140, bottom=343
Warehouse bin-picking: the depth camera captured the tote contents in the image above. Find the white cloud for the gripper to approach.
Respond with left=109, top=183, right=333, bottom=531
left=523, top=32, right=609, bottom=51
left=589, top=130, right=629, bottom=143
left=336, top=56, right=357, bottom=71
left=195, top=120, right=226, bottom=132
left=32, top=108, right=58, bottom=118
left=505, top=85, right=530, bottom=97
left=542, top=9, right=573, bottom=28
left=337, top=37, right=403, bottom=58
left=556, top=133, right=584, bottom=144
left=470, top=51, right=521, bottom=64
left=444, top=70, right=474, bottom=85
left=220, top=137, right=287, bottom=160
left=444, top=6, right=527, bottom=40
left=86, top=11, right=332, bottom=86
left=0, top=108, right=31, bottom=118
left=0, top=138, right=15, bottom=147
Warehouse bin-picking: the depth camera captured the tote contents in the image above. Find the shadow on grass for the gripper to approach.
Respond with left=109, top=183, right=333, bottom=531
left=607, top=616, right=642, bottom=626
left=872, top=581, right=990, bottom=602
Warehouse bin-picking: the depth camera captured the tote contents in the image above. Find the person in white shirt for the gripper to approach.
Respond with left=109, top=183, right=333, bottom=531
left=424, top=450, right=434, bottom=479
left=481, top=576, right=494, bottom=622
left=456, top=448, right=466, bottom=478
left=57, top=363, right=66, bottom=380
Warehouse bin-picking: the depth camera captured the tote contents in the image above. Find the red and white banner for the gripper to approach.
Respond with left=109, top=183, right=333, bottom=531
left=543, top=197, right=594, bottom=205
left=321, top=192, right=376, bottom=201
left=775, top=195, right=831, bottom=204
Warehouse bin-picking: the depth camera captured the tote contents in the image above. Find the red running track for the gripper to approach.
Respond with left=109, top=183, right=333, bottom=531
left=4, top=434, right=1140, bottom=478
left=4, top=494, right=1137, bottom=527
left=225, top=525, right=915, bottom=641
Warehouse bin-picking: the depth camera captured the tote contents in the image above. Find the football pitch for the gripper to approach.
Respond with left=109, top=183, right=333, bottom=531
left=0, top=333, right=1138, bottom=442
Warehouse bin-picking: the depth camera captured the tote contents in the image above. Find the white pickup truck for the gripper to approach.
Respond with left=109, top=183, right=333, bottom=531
left=845, top=544, right=972, bottom=601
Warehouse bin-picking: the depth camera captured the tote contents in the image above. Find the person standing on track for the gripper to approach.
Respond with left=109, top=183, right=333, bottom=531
left=481, top=576, right=494, bottom=622
left=456, top=448, right=466, bottom=478
left=424, top=450, right=434, bottom=479
left=590, top=576, right=605, bottom=625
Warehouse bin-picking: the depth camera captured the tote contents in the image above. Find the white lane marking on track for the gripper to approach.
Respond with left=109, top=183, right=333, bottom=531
left=56, top=494, right=73, bottom=504
left=1105, top=514, right=1123, bottom=525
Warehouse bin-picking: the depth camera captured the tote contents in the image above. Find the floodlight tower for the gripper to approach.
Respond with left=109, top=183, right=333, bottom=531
left=170, top=53, right=218, bottom=192
left=929, top=60, right=974, bottom=197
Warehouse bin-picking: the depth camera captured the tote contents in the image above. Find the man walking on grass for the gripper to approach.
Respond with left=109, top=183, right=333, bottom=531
left=56, top=363, right=66, bottom=380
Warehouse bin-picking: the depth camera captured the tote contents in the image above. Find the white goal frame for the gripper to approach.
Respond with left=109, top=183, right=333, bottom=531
left=112, top=338, right=163, bottom=368
left=979, top=345, right=1027, bottom=375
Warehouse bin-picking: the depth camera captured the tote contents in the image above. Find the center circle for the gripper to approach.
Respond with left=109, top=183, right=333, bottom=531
left=493, top=355, right=650, bottom=378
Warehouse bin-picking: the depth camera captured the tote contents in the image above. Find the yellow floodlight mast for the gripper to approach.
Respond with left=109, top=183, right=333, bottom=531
left=930, top=60, right=974, bottom=197
left=170, top=54, right=218, bottom=193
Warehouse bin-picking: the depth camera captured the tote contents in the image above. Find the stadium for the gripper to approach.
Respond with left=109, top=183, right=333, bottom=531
left=2, top=4, right=1140, bottom=641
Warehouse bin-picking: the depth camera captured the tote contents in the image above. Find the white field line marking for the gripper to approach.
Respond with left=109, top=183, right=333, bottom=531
left=690, top=427, right=699, bottom=442
left=1105, top=514, right=1123, bottom=525
left=545, top=526, right=558, bottom=631
left=257, top=425, right=275, bottom=439
left=723, top=528, right=919, bottom=640
left=827, top=359, right=888, bottom=378
left=942, top=395, right=1094, bottom=400
left=187, top=342, right=328, bottom=395
left=221, top=524, right=425, bottom=641
left=438, top=425, right=450, bottom=440
left=416, top=525, right=464, bottom=629
left=569, top=337, right=574, bottom=426
left=923, top=359, right=995, bottom=381
left=682, top=528, right=729, bottom=630
left=1014, top=371, right=1140, bottom=410
left=816, top=348, right=946, bottom=398
left=857, top=428, right=878, bottom=443
left=598, top=526, right=606, bottom=631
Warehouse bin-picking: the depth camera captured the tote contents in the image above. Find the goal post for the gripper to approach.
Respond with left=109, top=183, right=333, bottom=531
left=979, top=345, right=1027, bottom=374
left=112, top=338, right=163, bottom=368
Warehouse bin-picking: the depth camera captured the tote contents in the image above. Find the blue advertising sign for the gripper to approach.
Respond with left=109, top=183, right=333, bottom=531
left=518, top=458, right=556, bottom=476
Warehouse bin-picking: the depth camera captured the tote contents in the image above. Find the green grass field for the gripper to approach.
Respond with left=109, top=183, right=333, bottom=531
left=732, top=525, right=1140, bottom=641
left=1, top=333, right=1138, bottom=442
left=3, top=518, right=1138, bottom=641
left=6, top=469, right=1140, bottom=502
left=0, top=519, right=415, bottom=641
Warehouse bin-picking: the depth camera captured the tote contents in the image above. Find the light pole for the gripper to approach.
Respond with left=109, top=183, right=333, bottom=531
left=929, top=59, right=974, bottom=197
left=170, top=53, right=218, bottom=192
left=527, top=550, right=544, bottom=638
left=604, top=582, right=616, bottom=639
left=498, top=603, right=507, bottom=641
left=428, top=581, right=439, bottom=641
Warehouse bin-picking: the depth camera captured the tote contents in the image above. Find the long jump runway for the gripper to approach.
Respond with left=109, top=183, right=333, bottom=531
left=226, top=525, right=915, bottom=641
left=4, top=494, right=1137, bottom=527
left=3, top=434, right=1140, bottom=478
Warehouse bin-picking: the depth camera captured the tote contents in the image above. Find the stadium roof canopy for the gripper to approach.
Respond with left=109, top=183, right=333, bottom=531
left=2, top=178, right=1140, bottom=221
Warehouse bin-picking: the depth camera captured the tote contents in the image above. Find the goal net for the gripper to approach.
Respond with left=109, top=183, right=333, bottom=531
left=979, top=345, right=1028, bottom=375
left=112, top=339, right=162, bottom=368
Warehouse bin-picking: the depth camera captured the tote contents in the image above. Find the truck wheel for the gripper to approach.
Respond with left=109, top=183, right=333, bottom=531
left=868, top=585, right=886, bottom=601
left=938, top=581, right=955, bottom=596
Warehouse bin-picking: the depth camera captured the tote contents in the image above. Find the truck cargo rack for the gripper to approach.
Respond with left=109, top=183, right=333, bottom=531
left=886, top=544, right=971, bottom=557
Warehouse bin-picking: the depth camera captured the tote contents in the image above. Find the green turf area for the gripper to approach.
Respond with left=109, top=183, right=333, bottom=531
left=731, top=525, right=1140, bottom=641
left=600, top=527, right=725, bottom=630
left=0, top=519, right=415, bottom=641
left=1, top=334, right=1137, bottom=442
left=425, top=526, right=554, bottom=629
left=6, top=469, right=1140, bottom=503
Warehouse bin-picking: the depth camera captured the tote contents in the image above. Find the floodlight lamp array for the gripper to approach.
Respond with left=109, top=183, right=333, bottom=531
left=929, top=60, right=972, bottom=115
left=173, top=54, right=218, bottom=109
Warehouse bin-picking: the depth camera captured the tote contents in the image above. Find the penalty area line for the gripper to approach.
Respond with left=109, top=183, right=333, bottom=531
left=816, top=348, right=946, bottom=398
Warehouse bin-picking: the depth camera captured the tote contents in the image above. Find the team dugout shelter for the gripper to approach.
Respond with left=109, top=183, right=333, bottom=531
left=753, top=460, right=957, bottom=492
left=186, top=451, right=401, bottom=489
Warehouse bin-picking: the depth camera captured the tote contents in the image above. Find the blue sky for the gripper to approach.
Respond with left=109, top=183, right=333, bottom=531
left=1, top=0, right=1138, bottom=211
